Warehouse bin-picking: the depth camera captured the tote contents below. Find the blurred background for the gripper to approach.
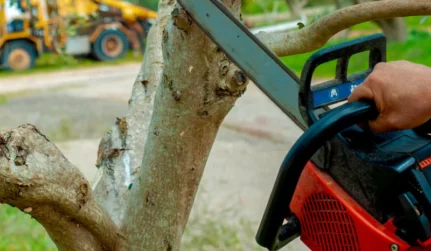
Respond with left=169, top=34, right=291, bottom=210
left=0, top=0, right=430, bottom=250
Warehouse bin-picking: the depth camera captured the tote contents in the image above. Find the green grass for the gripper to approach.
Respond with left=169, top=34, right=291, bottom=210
left=281, top=29, right=431, bottom=78
left=181, top=188, right=259, bottom=251
left=0, top=204, right=56, bottom=251
left=0, top=95, right=8, bottom=105
left=1, top=196, right=257, bottom=251
left=0, top=51, right=143, bottom=78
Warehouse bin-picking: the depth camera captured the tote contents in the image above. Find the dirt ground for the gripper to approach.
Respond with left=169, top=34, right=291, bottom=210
left=0, top=64, right=309, bottom=250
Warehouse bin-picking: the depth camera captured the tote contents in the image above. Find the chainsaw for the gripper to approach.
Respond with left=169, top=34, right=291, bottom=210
left=177, top=0, right=431, bottom=250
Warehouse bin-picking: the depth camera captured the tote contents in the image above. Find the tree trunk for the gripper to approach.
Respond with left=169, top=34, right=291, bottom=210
left=96, top=0, right=247, bottom=249
left=375, top=17, right=408, bottom=42
left=92, top=0, right=175, bottom=227
left=285, top=0, right=307, bottom=18
left=120, top=1, right=247, bottom=249
left=334, top=0, right=344, bottom=8
left=352, top=0, right=407, bottom=42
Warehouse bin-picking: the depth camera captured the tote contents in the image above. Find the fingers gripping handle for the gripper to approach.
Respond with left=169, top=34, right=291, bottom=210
left=299, top=33, right=386, bottom=126
left=256, top=101, right=379, bottom=251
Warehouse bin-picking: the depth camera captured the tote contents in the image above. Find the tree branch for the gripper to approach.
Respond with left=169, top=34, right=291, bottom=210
left=0, top=125, right=121, bottom=251
left=120, top=0, right=247, bottom=250
left=258, top=0, right=431, bottom=57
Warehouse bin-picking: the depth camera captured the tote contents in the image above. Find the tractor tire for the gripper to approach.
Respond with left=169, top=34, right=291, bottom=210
left=1, top=40, right=36, bottom=71
left=91, top=29, right=129, bottom=61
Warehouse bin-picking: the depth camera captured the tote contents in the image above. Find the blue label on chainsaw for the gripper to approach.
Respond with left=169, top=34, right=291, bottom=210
left=312, top=77, right=366, bottom=107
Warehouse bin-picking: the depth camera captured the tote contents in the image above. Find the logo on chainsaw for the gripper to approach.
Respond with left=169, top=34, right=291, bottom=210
left=350, top=84, right=358, bottom=93
left=329, top=88, right=339, bottom=100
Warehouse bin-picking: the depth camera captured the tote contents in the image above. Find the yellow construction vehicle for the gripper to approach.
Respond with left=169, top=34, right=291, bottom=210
left=57, top=0, right=157, bottom=61
left=0, top=0, right=157, bottom=71
left=0, top=0, right=65, bottom=70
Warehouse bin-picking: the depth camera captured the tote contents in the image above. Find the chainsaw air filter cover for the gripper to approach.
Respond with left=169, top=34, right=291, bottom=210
left=300, top=193, right=361, bottom=251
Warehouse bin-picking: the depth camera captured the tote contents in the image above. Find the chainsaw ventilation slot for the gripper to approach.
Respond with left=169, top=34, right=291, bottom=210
left=420, top=157, right=431, bottom=169
left=302, top=193, right=360, bottom=251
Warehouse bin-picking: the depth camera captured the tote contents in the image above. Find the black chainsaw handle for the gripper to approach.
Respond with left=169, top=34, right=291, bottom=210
left=256, top=100, right=379, bottom=251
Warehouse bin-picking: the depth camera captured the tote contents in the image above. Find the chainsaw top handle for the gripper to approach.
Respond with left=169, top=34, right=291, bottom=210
left=299, top=33, right=386, bottom=126
left=256, top=100, right=379, bottom=250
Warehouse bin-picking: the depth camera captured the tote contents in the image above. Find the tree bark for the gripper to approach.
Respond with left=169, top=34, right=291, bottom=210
left=120, top=1, right=248, bottom=249
left=92, top=0, right=175, bottom=227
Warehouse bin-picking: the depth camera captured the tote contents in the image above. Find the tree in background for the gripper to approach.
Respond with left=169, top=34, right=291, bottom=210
left=285, top=0, right=308, bottom=18
left=0, top=0, right=429, bottom=250
left=352, top=0, right=407, bottom=42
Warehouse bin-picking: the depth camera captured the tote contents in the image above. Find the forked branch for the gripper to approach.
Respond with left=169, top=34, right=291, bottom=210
left=258, top=0, right=431, bottom=57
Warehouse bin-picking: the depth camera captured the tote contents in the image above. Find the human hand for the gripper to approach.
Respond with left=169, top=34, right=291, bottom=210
left=348, top=60, right=431, bottom=133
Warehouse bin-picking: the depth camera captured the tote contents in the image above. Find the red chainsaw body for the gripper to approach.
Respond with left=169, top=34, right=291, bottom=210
left=290, top=162, right=431, bottom=251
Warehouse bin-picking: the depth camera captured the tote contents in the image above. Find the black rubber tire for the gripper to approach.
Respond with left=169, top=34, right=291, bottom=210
left=1, top=40, right=37, bottom=71
left=91, top=29, right=129, bottom=61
